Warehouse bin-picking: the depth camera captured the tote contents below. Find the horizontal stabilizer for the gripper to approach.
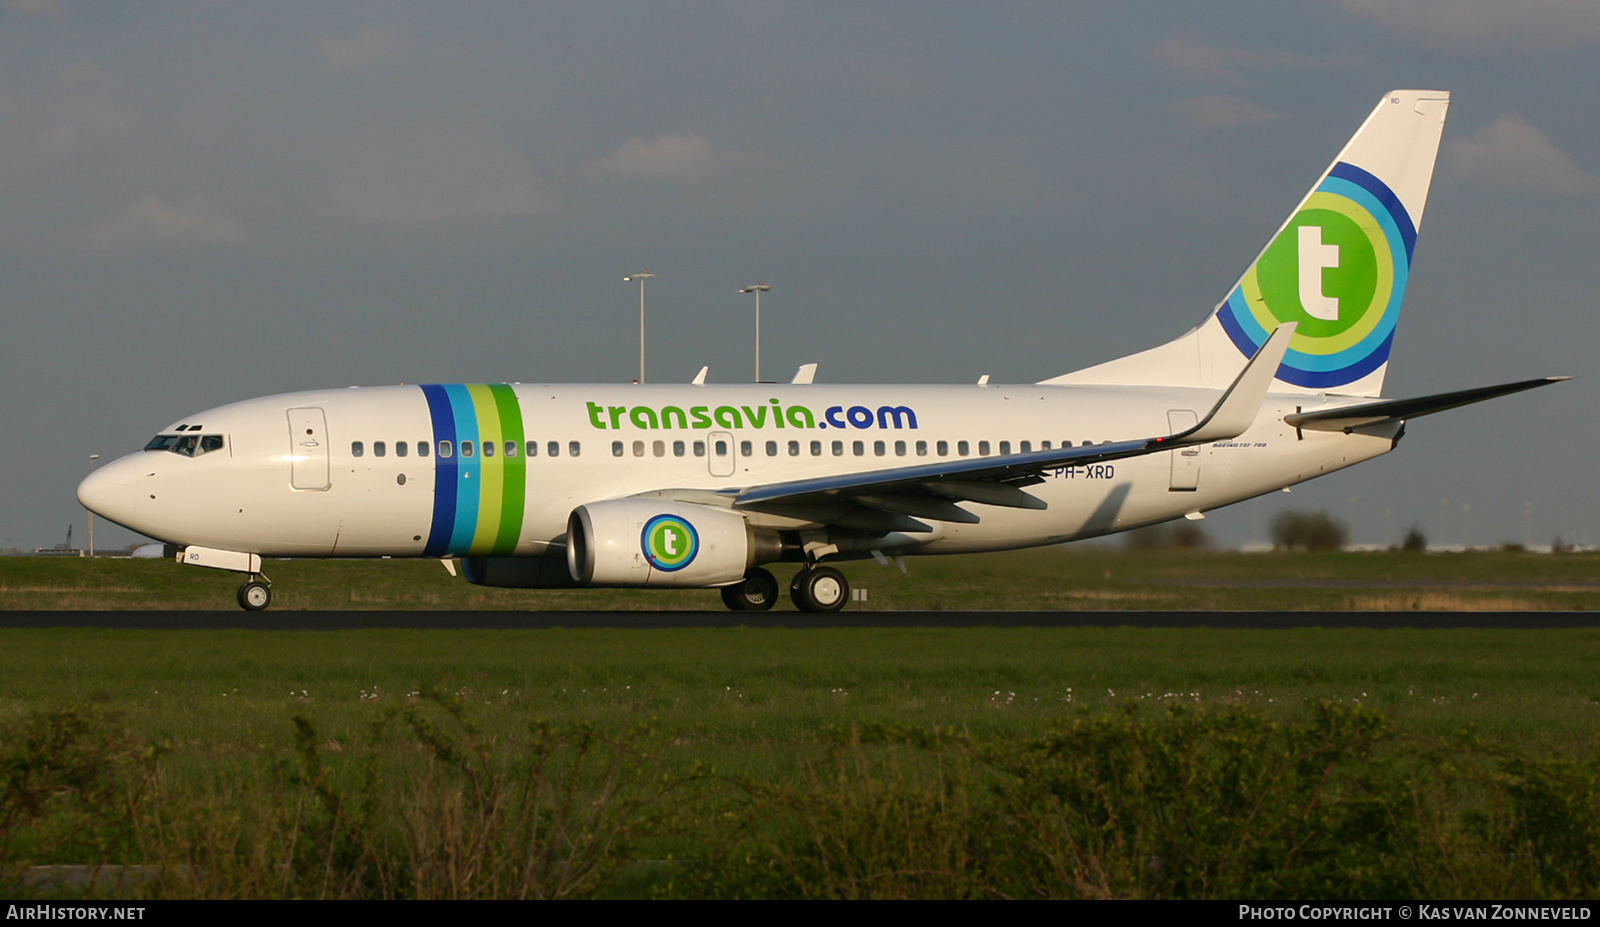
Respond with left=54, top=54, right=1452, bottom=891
left=1285, top=376, right=1568, bottom=432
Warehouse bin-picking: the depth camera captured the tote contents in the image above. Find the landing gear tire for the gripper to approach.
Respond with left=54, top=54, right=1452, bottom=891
left=720, top=567, right=779, bottom=611
left=237, top=579, right=272, bottom=612
left=791, top=566, right=849, bottom=613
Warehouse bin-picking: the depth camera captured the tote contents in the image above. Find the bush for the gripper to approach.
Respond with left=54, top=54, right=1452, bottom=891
left=1271, top=510, right=1349, bottom=551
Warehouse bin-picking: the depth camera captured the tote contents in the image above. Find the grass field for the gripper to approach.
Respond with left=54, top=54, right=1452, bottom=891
left=0, top=549, right=1596, bottom=898
left=5, top=546, right=1600, bottom=611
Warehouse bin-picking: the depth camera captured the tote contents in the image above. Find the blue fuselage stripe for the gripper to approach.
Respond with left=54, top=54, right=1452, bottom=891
left=443, top=384, right=481, bottom=553
left=420, top=384, right=457, bottom=557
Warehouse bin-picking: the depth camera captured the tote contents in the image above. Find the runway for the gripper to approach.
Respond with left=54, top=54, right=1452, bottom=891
left=1, top=610, right=1597, bottom=630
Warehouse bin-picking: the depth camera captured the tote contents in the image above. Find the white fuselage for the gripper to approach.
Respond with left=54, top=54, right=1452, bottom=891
left=79, top=381, right=1394, bottom=559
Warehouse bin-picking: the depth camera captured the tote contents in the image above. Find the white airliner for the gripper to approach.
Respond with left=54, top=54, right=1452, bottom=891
left=78, top=90, right=1563, bottom=612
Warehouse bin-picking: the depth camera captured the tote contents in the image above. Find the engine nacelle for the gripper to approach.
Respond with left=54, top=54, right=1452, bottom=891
left=568, top=500, right=768, bottom=588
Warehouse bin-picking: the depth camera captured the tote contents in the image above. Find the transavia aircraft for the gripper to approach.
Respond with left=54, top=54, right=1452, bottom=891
left=79, top=90, right=1564, bottom=612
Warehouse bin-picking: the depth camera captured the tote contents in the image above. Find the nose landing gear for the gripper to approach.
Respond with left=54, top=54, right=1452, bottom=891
left=237, top=575, right=273, bottom=611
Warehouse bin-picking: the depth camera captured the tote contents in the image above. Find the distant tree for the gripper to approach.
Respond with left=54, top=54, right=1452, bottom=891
left=1270, top=510, right=1348, bottom=552
left=1399, top=526, right=1427, bottom=553
left=1124, top=521, right=1211, bottom=551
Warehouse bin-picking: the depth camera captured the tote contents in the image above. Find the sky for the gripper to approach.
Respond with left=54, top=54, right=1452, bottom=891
left=3, top=0, right=1598, bottom=553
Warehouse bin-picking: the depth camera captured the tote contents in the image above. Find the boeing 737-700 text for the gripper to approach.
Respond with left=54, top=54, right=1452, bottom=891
left=77, top=90, right=1564, bottom=612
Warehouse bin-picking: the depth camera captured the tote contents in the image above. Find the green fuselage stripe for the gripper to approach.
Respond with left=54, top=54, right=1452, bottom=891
left=489, top=383, right=526, bottom=554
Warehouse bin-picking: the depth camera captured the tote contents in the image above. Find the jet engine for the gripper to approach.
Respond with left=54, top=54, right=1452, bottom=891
left=567, top=500, right=777, bottom=587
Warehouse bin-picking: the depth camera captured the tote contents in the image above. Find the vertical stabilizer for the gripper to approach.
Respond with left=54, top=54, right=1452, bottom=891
left=1045, top=90, right=1450, bottom=397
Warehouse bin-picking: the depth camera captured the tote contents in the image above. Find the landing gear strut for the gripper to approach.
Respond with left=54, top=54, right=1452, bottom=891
left=720, top=567, right=779, bottom=611
left=790, top=565, right=849, bottom=613
left=237, top=575, right=272, bottom=611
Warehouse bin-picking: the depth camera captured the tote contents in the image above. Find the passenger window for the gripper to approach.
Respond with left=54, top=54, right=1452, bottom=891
left=788, top=440, right=800, bottom=457
left=200, top=435, right=224, bottom=455
left=937, top=440, right=948, bottom=456
left=633, top=440, right=645, bottom=457
left=673, top=440, right=685, bottom=457
left=1040, top=441, right=1051, bottom=450
left=613, top=441, right=624, bottom=457
left=375, top=441, right=387, bottom=458
left=526, top=441, right=538, bottom=457
left=418, top=441, right=429, bottom=458
left=461, top=441, right=474, bottom=458
left=694, top=441, right=706, bottom=457
left=810, top=440, right=822, bottom=456
left=915, top=440, right=927, bottom=456
left=1020, top=441, right=1031, bottom=453
left=832, top=440, right=844, bottom=456
left=504, top=441, right=516, bottom=458
left=568, top=441, right=580, bottom=457
left=740, top=440, right=752, bottom=457
left=979, top=441, right=991, bottom=456
left=999, top=441, right=1010, bottom=455
left=396, top=441, right=408, bottom=458
left=482, top=441, right=493, bottom=457
left=957, top=441, right=969, bottom=457
left=654, top=440, right=666, bottom=457
left=439, top=440, right=453, bottom=458
left=895, top=440, right=906, bottom=457
left=873, top=440, right=885, bottom=456
left=714, top=440, right=728, bottom=456
left=766, top=440, right=778, bottom=457
left=548, top=441, right=559, bottom=458
left=351, top=441, right=364, bottom=458
left=853, top=440, right=864, bottom=456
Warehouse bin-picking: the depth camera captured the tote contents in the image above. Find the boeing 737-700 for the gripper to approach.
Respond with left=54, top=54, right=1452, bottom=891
left=77, top=90, right=1564, bottom=612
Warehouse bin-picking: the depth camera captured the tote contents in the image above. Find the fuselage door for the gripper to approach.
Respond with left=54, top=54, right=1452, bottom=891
left=287, top=407, right=331, bottom=491
left=707, top=430, right=736, bottom=478
left=1167, top=409, right=1200, bottom=491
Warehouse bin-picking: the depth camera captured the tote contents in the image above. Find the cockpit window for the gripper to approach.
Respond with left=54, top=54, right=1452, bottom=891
left=147, top=433, right=225, bottom=456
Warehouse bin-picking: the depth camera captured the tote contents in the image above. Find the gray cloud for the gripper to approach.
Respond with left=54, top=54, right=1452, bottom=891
left=1175, top=94, right=1285, bottom=128
left=330, top=128, right=550, bottom=222
left=79, top=195, right=249, bottom=249
left=590, top=133, right=715, bottom=182
left=1145, top=36, right=1352, bottom=86
left=1444, top=113, right=1600, bottom=195
left=1337, top=0, right=1600, bottom=54
left=317, top=23, right=404, bottom=70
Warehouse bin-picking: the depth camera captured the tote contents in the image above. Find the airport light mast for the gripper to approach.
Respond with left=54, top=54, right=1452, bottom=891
left=740, top=283, right=771, bottom=382
left=624, top=271, right=655, bottom=383
left=86, top=453, right=99, bottom=558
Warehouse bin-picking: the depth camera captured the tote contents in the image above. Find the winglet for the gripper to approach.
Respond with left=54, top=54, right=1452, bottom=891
left=791, top=363, right=818, bottom=385
left=691, top=366, right=709, bottom=386
left=1173, top=322, right=1294, bottom=445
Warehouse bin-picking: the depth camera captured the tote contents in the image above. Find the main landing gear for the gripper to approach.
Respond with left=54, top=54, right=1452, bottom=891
left=790, top=565, right=849, bottom=613
left=237, top=575, right=273, bottom=611
left=719, top=567, right=780, bottom=611
left=720, top=565, right=851, bottom=612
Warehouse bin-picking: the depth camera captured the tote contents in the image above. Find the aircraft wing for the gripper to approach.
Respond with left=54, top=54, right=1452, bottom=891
left=720, top=324, right=1296, bottom=528
left=1284, top=376, right=1568, bottom=433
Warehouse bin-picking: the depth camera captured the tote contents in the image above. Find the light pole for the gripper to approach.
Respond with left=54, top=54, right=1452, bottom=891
left=739, top=283, right=771, bottom=382
left=86, top=454, right=99, bottom=558
left=623, top=272, right=655, bottom=382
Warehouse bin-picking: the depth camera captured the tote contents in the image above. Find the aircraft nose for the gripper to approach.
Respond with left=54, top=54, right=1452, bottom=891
left=78, top=455, right=138, bottom=520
